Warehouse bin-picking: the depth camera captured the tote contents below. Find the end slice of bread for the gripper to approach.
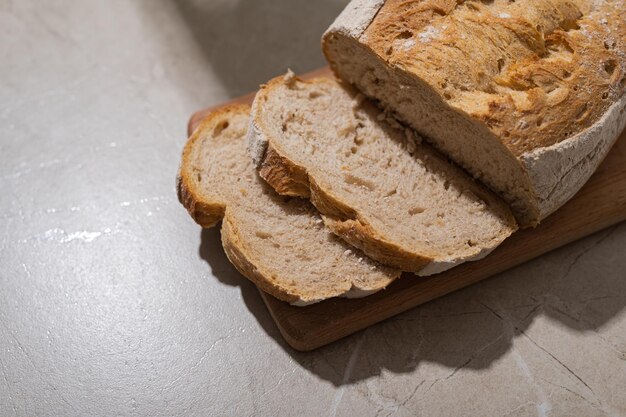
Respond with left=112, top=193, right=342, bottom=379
left=177, top=104, right=399, bottom=305
left=249, top=74, right=518, bottom=274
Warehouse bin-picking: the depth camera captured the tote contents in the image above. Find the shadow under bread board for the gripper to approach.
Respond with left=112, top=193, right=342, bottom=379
left=188, top=67, right=626, bottom=351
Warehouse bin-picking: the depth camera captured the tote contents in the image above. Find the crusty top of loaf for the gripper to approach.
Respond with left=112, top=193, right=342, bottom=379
left=362, top=0, right=626, bottom=156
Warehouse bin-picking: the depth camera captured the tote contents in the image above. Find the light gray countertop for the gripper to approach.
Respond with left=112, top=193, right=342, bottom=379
left=1, top=1, right=625, bottom=416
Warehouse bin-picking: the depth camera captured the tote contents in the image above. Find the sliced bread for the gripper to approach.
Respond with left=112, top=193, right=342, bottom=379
left=249, top=74, right=518, bottom=274
left=177, top=104, right=399, bottom=305
left=323, top=0, right=626, bottom=226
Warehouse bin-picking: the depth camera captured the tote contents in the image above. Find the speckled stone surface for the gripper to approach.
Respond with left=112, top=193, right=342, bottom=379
left=1, top=1, right=625, bottom=416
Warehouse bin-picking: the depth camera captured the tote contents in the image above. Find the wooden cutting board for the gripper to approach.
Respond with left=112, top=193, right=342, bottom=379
left=189, top=68, right=626, bottom=351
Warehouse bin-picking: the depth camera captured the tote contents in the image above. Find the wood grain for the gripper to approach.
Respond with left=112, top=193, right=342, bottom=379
left=189, top=68, right=626, bottom=351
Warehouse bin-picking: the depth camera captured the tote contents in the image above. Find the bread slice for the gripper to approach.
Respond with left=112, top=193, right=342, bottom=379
left=177, top=104, right=399, bottom=305
left=323, top=0, right=626, bottom=226
left=249, top=74, right=518, bottom=274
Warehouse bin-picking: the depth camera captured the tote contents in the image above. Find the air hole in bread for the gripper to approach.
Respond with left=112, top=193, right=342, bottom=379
left=603, top=60, right=617, bottom=78
left=444, top=180, right=450, bottom=190
left=443, top=92, right=452, bottom=100
left=546, top=38, right=573, bottom=54
left=466, top=240, right=476, bottom=247
left=196, top=173, right=202, bottom=182
left=560, top=19, right=580, bottom=31
left=497, top=58, right=505, bottom=73
left=308, top=90, right=323, bottom=99
left=343, top=173, right=375, bottom=191
left=604, top=40, right=615, bottom=50
left=213, top=120, right=229, bottom=136
left=602, top=92, right=609, bottom=100
left=396, top=30, right=412, bottom=40
left=536, top=117, right=543, bottom=127
left=562, top=70, right=572, bottom=79
left=255, top=230, right=272, bottom=239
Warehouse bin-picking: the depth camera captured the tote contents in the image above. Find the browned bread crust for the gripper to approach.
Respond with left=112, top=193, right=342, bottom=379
left=362, top=0, right=625, bottom=155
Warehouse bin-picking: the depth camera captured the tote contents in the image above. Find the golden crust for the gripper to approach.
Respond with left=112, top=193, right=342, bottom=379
left=362, top=0, right=626, bottom=156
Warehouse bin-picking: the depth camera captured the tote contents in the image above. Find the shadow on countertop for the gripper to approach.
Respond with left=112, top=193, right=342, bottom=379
left=170, top=0, right=346, bottom=98
left=200, top=223, right=626, bottom=387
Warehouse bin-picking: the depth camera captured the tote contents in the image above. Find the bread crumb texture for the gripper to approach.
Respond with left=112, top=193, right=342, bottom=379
left=178, top=105, right=398, bottom=304
left=254, top=76, right=517, bottom=272
left=364, top=0, right=626, bottom=155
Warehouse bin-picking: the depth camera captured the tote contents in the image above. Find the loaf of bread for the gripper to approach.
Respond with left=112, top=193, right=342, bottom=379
left=177, top=104, right=399, bottom=305
left=248, top=73, right=517, bottom=273
left=323, top=0, right=626, bottom=226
